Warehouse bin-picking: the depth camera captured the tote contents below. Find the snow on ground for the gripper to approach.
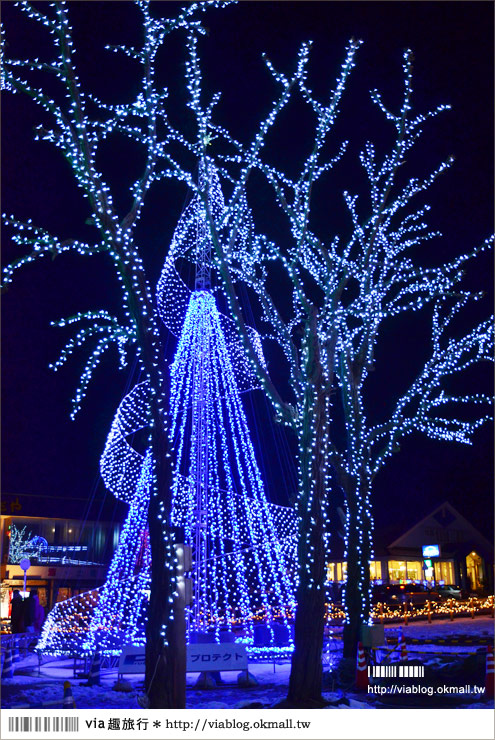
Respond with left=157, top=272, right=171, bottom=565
left=388, top=616, right=495, bottom=640
left=381, top=617, right=494, bottom=657
left=1, top=656, right=361, bottom=710
left=326, top=616, right=495, bottom=642
left=2, top=618, right=493, bottom=710
left=1, top=658, right=370, bottom=711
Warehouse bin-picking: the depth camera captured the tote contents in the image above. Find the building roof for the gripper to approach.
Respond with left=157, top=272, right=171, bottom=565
left=326, top=500, right=493, bottom=561
left=1, top=490, right=127, bottom=523
left=387, top=501, right=493, bottom=557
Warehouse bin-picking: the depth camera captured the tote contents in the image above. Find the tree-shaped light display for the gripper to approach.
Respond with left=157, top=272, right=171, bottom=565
left=38, top=161, right=297, bottom=659
left=163, top=162, right=296, bottom=645
left=169, top=289, right=296, bottom=641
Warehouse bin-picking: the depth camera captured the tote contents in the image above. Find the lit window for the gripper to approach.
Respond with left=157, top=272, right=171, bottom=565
left=327, top=561, right=381, bottom=581
left=388, top=560, right=407, bottom=582
left=406, top=561, right=422, bottom=580
left=326, top=562, right=335, bottom=582
left=434, top=560, right=454, bottom=584
left=369, top=561, right=382, bottom=580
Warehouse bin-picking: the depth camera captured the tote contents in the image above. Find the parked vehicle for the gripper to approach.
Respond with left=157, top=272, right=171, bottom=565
left=373, top=583, right=441, bottom=606
left=400, top=584, right=441, bottom=606
left=372, top=584, right=405, bottom=604
left=436, top=584, right=464, bottom=600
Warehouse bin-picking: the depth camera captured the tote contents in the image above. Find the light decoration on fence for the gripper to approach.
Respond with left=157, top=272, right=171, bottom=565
left=323, top=595, right=495, bottom=626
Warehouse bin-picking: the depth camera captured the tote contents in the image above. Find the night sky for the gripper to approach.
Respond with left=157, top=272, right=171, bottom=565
left=1, top=2, right=493, bottom=542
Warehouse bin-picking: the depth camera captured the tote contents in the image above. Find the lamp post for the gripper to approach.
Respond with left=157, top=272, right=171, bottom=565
left=19, top=557, right=31, bottom=596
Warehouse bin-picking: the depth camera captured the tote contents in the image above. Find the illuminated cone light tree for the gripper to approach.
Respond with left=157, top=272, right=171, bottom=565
left=38, top=161, right=297, bottom=656
left=164, top=162, right=297, bottom=641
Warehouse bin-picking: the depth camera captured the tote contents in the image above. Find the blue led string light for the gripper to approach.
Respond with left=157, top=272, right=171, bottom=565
left=169, top=290, right=296, bottom=646
left=37, top=162, right=298, bottom=658
left=5, top=1, right=491, bottom=658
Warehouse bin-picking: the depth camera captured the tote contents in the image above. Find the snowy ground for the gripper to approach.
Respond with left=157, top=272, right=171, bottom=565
left=385, top=616, right=495, bottom=640
left=2, top=618, right=493, bottom=710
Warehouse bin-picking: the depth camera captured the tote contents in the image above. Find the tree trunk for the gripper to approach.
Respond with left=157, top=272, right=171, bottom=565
left=144, top=387, right=186, bottom=708
left=287, top=325, right=327, bottom=706
left=342, top=475, right=372, bottom=659
left=145, top=496, right=186, bottom=708
left=287, top=489, right=326, bottom=706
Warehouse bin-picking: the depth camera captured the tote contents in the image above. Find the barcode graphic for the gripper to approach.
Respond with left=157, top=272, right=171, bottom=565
left=369, top=665, right=425, bottom=678
left=8, top=717, right=79, bottom=733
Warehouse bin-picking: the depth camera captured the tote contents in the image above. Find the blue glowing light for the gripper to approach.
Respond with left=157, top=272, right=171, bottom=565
left=169, top=290, right=296, bottom=642
left=38, top=164, right=297, bottom=658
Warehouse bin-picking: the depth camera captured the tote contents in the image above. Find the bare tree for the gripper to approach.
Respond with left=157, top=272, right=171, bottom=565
left=1, top=0, right=229, bottom=709
left=169, top=43, right=493, bottom=704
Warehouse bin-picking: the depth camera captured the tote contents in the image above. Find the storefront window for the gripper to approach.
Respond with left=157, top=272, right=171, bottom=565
left=434, top=560, right=455, bottom=585
left=321, top=557, right=455, bottom=586
left=388, top=560, right=407, bottom=582
left=325, top=562, right=347, bottom=581
left=424, top=563, right=435, bottom=582
left=369, top=561, right=382, bottom=580
left=406, top=561, right=422, bottom=580
left=389, top=560, right=432, bottom=582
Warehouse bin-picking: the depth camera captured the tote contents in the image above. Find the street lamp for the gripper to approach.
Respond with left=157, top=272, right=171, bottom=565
left=19, top=557, right=31, bottom=596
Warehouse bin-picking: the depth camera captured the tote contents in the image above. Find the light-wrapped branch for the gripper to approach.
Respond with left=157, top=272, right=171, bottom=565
left=49, top=310, right=136, bottom=417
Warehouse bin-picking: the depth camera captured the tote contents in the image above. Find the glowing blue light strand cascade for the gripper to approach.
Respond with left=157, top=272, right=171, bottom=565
left=169, top=290, right=296, bottom=643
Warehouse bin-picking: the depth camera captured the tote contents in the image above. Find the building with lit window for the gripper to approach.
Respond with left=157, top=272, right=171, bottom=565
left=326, top=502, right=493, bottom=593
left=0, top=514, right=121, bottom=621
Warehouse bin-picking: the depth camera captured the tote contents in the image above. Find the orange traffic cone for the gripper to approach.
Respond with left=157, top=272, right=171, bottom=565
left=485, top=645, right=494, bottom=698
left=399, top=629, right=408, bottom=662
left=355, top=641, right=369, bottom=691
